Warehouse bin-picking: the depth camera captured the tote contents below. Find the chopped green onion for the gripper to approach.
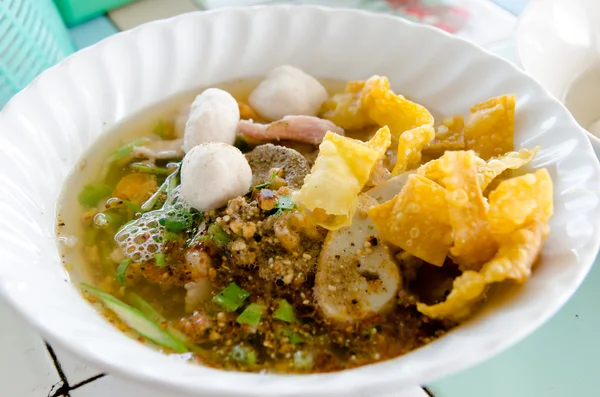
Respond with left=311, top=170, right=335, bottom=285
left=208, top=224, right=230, bottom=247
left=212, top=282, right=249, bottom=312
left=80, top=283, right=187, bottom=352
left=251, top=171, right=278, bottom=191
left=131, top=163, right=174, bottom=176
left=115, top=259, right=132, bottom=285
left=141, top=183, right=167, bottom=212
left=154, top=253, right=167, bottom=267
left=159, top=216, right=189, bottom=232
left=230, top=345, right=257, bottom=366
left=128, top=293, right=164, bottom=323
left=104, top=210, right=128, bottom=227
left=293, top=351, right=314, bottom=369
left=123, top=200, right=142, bottom=213
left=165, top=171, right=179, bottom=202
left=277, top=327, right=304, bottom=344
left=274, top=299, right=297, bottom=323
left=113, top=138, right=150, bottom=160
left=158, top=208, right=194, bottom=233
left=289, top=331, right=305, bottom=345
left=163, top=230, right=181, bottom=242
left=139, top=162, right=180, bottom=212
left=128, top=292, right=206, bottom=354
left=78, top=184, right=112, bottom=208
left=274, top=195, right=295, bottom=216
left=236, top=303, right=266, bottom=327
left=103, top=210, right=128, bottom=231
left=276, top=196, right=294, bottom=209
left=164, top=164, right=180, bottom=206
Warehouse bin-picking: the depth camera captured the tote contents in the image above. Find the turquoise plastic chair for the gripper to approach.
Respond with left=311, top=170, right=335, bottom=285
left=0, top=0, right=75, bottom=108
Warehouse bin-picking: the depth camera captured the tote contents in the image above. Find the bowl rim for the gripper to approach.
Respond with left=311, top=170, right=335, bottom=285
left=2, top=4, right=600, bottom=397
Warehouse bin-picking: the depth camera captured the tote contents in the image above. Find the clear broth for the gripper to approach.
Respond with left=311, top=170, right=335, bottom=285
left=57, top=78, right=451, bottom=373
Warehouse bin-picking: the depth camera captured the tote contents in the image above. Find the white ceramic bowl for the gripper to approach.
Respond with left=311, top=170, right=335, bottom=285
left=1, top=6, right=599, bottom=397
left=516, top=0, right=600, bottom=155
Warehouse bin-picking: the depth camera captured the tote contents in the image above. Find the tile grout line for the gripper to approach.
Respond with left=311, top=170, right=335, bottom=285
left=45, top=342, right=108, bottom=396
left=45, top=343, right=71, bottom=397
left=70, top=373, right=107, bottom=391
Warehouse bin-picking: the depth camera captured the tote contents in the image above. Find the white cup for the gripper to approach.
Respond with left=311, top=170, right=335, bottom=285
left=517, top=0, right=600, bottom=155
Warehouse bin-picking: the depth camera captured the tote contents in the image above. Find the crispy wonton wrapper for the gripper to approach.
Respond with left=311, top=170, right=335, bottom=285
left=321, top=76, right=434, bottom=139
left=423, top=115, right=465, bottom=154
left=417, top=221, right=549, bottom=322
left=416, top=270, right=486, bottom=322
left=296, top=126, right=391, bottom=230
left=487, top=168, right=553, bottom=237
left=320, top=81, right=372, bottom=130
left=420, top=147, right=539, bottom=194
left=438, top=151, right=498, bottom=270
left=368, top=174, right=452, bottom=266
left=482, top=221, right=549, bottom=284
left=392, top=124, right=436, bottom=175
left=418, top=153, right=486, bottom=186
left=417, top=168, right=553, bottom=321
left=321, top=75, right=435, bottom=174
left=361, top=76, right=434, bottom=138
left=464, top=94, right=516, bottom=160
left=417, top=157, right=446, bottom=185
left=478, top=147, right=539, bottom=191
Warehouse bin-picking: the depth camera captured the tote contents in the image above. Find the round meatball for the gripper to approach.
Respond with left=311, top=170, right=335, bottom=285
left=249, top=65, right=328, bottom=121
left=180, top=142, right=252, bottom=211
left=245, top=144, right=310, bottom=190
left=183, top=88, right=240, bottom=152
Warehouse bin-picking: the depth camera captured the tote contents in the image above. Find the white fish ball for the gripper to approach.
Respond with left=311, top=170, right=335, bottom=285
left=249, top=65, right=328, bottom=121
left=183, top=88, right=240, bottom=152
left=180, top=142, right=252, bottom=211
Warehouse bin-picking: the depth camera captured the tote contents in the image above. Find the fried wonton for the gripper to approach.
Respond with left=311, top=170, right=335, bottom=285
left=319, top=79, right=552, bottom=323
left=464, top=94, right=516, bottom=160
left=296, top=126, right=391, bottom=230
left=321, top=75, right=434, bottom=138
left=368, top=174, right=452, bottom=267
left=487, top=168, right=553, bottom=238
left=418, top=152, right=486, bottom=187
left=482, top=221, right=549, bottom=284
left=417, top=168, right=553, bottom=321
left=416, top=270, right=486, bottom=322
left=418, top=219, right=550, bottom=322
left=320, top=81, right=372, bottom=130
left=423, top=115, right=465, bottom=155
left=361, top=76, right=434, bottom=138
left=478, top=147, right=539, bottom=191
left=437, top=151, right=497, bottom=270
left=392, top=124, right=436, bottom=175
left=421, top=147, right=539, bottom=194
